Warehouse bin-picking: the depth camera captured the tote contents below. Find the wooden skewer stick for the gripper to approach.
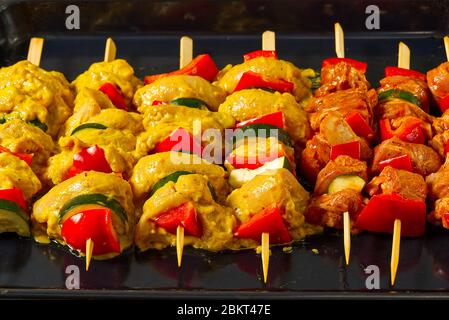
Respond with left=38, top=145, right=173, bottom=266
left=334, top=23, right=345, bottom=58
left=104, top=37, right=117, bottom=62
left=334, top=23, right=351, bottom=264
left=85, top=238, right=94, bottom=271
left=261, top=232, right=270, bottom=283
left=398, top=42, right=410, bottom=69
left=176, top=225, right=184, bottom=268
left=389, top=41, right=410, bottom=285
left=262, top=30, right=276, bottom=51
left=444, top=36, right=449, bottom=62
left=27, top=37, right=44, bottom=66
left=173, top=36, right=194, bottom=268
left=180, top=36, right=193, bottom=69
left=259, top=30, right=277, bottom=283
left=390, top=219, right=401, bottom=285
left=343, top=211, right=351, bottom=265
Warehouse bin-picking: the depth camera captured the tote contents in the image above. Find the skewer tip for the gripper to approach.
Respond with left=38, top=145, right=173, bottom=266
left=390, top=219, right=401, bottom=286
left=261, top=232, right=270, bottom=283
left=343, top=211, right=351, bottom=265
left=104, top=37, right=117, bottom=62
left=85, top=238, right=93, bottom=271
left=334, top=22, right=344, bottom=58
left=262, top=30, right=276, bottom=51
left=443, top=36, right=449, bottom=62
left=27, top=37, right=44, bottom=66
left=179, top=36, right=193, bottom=69
left=176, top=225, right=185, bottom=268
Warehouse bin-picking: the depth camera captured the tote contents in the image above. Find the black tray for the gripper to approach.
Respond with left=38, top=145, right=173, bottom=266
left=2, top=0, right=449, bottom=299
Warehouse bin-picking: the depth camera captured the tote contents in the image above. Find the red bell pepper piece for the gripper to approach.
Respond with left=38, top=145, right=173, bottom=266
left=72, top=145, right=113, bottom=174
left=233, top=71, right=294, bottom=93
left=234, top=205, right=292, bottom=244
left=154, top=202, right=202, bottom=237
left=438, top=95, right=449, bottom=113
left=329, top=141, right=361, bottom=161
left=322, top=57, right=367, bottom=72
left=379, top=119, right=425, bottom=144
left=0, top=187, right=27, bottom=212
left=344, top=111, right=374, bottom=139
left=61, top=208, right=121, bottom=255
left=243, top=50, right=278, bottom=61
left=144, top=54, right=219, bottom=84
left=235, top=111, right=285, bottom=130
left=99, top=83, right=127, bottom=111
left=384, top=66, right=426, bottom=82
left=378, top=154, right=414, bottom=172
left=152, top=100, right=167, bottom=106
left=65, top=166, right=85, bottom=179
left=154, top=128, right=202, bottom=156
left=0, top=145, right=33, bottom=166
left=355, top=193, right=426, bottom=237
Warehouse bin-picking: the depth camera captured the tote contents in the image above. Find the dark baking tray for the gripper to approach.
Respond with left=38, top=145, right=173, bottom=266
left=2, top=0, right=449, bottom=299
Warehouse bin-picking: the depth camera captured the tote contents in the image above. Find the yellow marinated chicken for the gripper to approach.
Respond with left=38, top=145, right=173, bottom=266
left=46, top=127, right=137, bottom=184
left=135, top=174, right=236, bottom=252
left=0, top=60, right=74, bottom=137
left=32, top=171, right=135, bottom=259
left=0, top=152, right=41, bottom=201
left=0, top=152, right=42, bottom=237
left=218, top=89, right=310, bottom=146
left=215, top=57, right=314, bottom=102
left=135, top=104, right=234, bottom=157
left=72, top=59, right=142, bottom=108
left=0, top=119, right=56, bottom=183
left=133, top=75, right=226, bottom=112
left=227, top=168, right=321, bottom=244
left=130, top=151, right=230, bottom=204
left=60, top=88, right=143, bottom=137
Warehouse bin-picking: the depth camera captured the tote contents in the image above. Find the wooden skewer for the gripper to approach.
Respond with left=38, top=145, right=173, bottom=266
left=176, top=225, right=184, bottom=267
left=334, top=23, right=345, bottom=58
left=262, top=30, right=276, bottom=51
left=85, top=238, right=94, bottom=271
left=334, top=23, right=352, bottom=264
left=104, top=37, right=117, bottom=62
left=389, top=41, right=410, bottom=285
left=444, top=36, right=449, bottom=62
left=343, top=211, right=351, bottom=265
left=398, top=42, right=410, bottom=69
left=180, top=36, right=193, bottom=69
left=259, top=30, right=277, bottom=283
left=261, top=232, right=270, bottom=283
left=390, top=219, right=401, bottom=285
left=173, top=36, right=194, bottom=268
left=27, top=37, right=44, bottom=66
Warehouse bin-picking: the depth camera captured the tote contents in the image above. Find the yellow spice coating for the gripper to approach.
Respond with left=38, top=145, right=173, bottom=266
left=135, top=104, right=234, bottom=157
left=218, top=89, right=310, bottom=146
left=32, top=171, right=135, bottom=256
left=130, top=151, right=230, bottom=203
left=133, top=75, right=226, bottom=112
left=0, top=60, right=74, bottom=137
left=215, top=57, right=313, bottom=102
left=72, top=59, right=142, bottom=107
left=135, top=174, right=236, bottom=252
left=0, top=152, right=41, bottom=200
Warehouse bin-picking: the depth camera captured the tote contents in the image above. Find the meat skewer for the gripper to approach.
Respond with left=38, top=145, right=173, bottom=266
left=176, top=35, right=194, bottom=268
left=260, top=30, right=276, bottom=283
left=334, top=22, right=352, bottom=265
left=85, top=37, right=117, bottom=271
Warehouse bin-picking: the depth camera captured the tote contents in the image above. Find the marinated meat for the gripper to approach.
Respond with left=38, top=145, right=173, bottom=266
left=426, top=157, right=449, bottom=201
left=306, top=88, right=376, bottom=131
left=427, top=61, right=449, bottom=104
left=429, top=197, right=449, bottom=228
left=378, top=75, right=430, bottom=112
left=314, top=155, right=368, bottom=195
left=377, top=98, right=434, bottom=126
left=372, top=137, right=441, bottom=176
left=429, top=130, right=449, bottom=158
left=366, top=166, right=427, bottom=201
left=304, top=189, right=364, bottom=230
left=300, top=134, right=331, bottom=183
left=315, top=61, right=370, bottom=97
